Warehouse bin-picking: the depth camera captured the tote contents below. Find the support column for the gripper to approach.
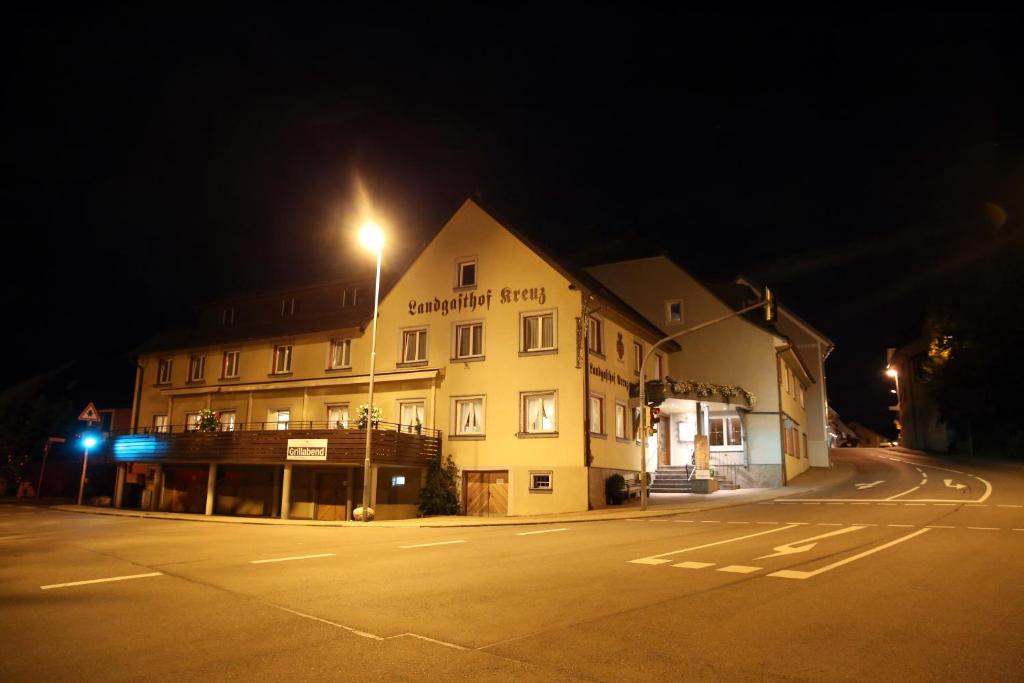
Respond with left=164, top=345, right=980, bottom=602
left=150, top=464, right=163, bottom=512
left=113, top=464, right=126, bottom=509
left=281, top=463, right=293, bottom=520
left=205, top=463, right=217, bottom=516
left=271, top=466, right=282, bottom=517
left=370, top=466, right=379, bottom=508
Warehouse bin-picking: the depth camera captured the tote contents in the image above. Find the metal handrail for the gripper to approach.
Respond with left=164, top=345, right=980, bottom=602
left=115, top=420, right=441, bottom=438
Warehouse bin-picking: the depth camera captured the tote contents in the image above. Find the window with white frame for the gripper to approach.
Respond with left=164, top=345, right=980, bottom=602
left=665, top=299, right=684, bottom=325
left=529, top=471, right=553, bottom=492
left=272, top=345, right=293, bottom=374
left=185, top=412, right=201, bottom=431
left=398, top=400, right=425, bottom=432
left=454, top=396, right=484, bottom=436
left=329, top=338, right=352, bottom=369
left=633, top=341, right=643, bottom=375
left=615, top=402, right=628, bottom=439
left=521, top=311, right=556, bottom=353
left=222, top=350, right=240, bottom=379
left=327, top=404, right=349, bottom=429
left=456, top=258, right=477, bottom=288
left=401, top=328, right=428, bottom=364
left=708, top=416, right=743, bottom=447
left=651, top=353, right=664, bottom=380
left=588, top=316, right=605, bottom=355
left=272, top=409, right=290, bottom=430
left=281, top=297, right=297, bottom=316
left=188, top=355, right=206, bottom=382
left=153, top=414, right=168, bottom=433
left=589, top=394, right=605, bottom=434
left=522, top=391, right=556, bottom=434
left=157, top=358, right=173, bottom=385
left=222, top=307, right=235, bottom=325
left=453, top=321, right=483, bottom=360
left=218, top=411, right=236, bottom=431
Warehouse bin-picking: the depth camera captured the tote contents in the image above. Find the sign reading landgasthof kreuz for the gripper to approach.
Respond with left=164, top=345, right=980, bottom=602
left=286, top=438, right=328, bottom=461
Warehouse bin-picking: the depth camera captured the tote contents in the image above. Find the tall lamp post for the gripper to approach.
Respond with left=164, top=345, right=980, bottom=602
left=359, top=222, right=384, bottom=522
left=638, top=294, right=774, bottom=511
left=77, top=434, right=98, bottom=506
left=886, top=367, right=901, bottom=444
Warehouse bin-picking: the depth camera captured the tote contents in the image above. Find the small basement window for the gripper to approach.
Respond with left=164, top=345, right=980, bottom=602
left=529, top=471, right=553, bottom=492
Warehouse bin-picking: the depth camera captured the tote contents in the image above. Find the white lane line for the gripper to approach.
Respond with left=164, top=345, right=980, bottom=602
left=400, top=540, right=466, bottom=549
left=251, top=553, right=336, bottom=564
left=41, top=572, right=163, bottom=590
left=967, top=527, right=1000, bottom=531
left=1012, top=529, right=1024, bottom=532
left=998, top=504, right=1023, bottom=508
left=888, top=524, right=915, bottom=528
left=967, top=504, right=989, bottom=508
left=802, top=502, right=821, bottom=505
left=926, top=525, right=956, bottom=529
left=674, top=561, right=715, bottom=569
left=919, top=479, right=927, bottom=486
left=629, top=525, right=800, bottom=565
left=768, top=528, right=932, bottom=580
left=885, top=486, right=920, bottom=500
left=625, top=519, right=646, bottom=522
left=717, top=565, right=761, bottom=574
left=649, top=519, right=670, bottom=523
left=756, top=521, right=779, bottom=525
left=700, top=520, right=720, bottom=524
left=516, top=528, right=569, bottom=536
left=852, top=502, right=871, bottom=506
left=784, top=522, right=810, bottom=525
left=826, top=502, right=845, bottom=505
left=727, top=521, right=751, bottom=524
left=674, top=520, right=695, bottom=523
left=904, top=503, right=926, bottom=507
left=878, top=503, right=897, bottom=506
left=817, top=523, right=843, bottom=526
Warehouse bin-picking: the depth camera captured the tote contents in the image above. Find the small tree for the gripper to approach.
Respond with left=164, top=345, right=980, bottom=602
left=196, top=409, right=219, bottom=432
left=418, top=454, right=460, bottom=516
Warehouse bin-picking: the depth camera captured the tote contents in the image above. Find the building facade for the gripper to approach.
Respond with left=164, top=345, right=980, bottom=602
left=113, top=200, right=832, bottom=518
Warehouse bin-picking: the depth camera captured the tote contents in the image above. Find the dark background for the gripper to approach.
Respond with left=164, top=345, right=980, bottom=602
left=4, top=8, right=1023, bottom=435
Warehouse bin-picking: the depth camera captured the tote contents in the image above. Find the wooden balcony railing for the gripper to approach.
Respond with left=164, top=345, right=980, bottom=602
left=109, top=420, right=441, bottom=467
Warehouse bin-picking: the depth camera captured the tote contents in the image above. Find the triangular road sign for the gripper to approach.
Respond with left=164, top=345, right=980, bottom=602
left=78, top=402, right=102, bottom=423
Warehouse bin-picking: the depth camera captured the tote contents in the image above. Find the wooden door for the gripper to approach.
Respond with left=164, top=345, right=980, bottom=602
left=315, top=472, right=348, bottom=521
left=465, top=471, right=508, bottom=516
left=658, top=416, right=671, bottom=466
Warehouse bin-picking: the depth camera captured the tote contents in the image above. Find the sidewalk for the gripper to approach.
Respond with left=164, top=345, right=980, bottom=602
left=50, top=461, right=856, bottom=528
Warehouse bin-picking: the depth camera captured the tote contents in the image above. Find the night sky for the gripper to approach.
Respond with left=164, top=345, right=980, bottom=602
left=4, top=9, right=1023, bottom=434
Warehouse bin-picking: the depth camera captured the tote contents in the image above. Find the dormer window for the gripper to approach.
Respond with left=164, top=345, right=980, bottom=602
left=221, top=307, right=235, bottom=325
left=456, top=258, right=477, bottom=289
left=281, top=298, right=297, bottom=317
left=341, top=287, right=359, bottom=308
left=666, top=299, right=684, bottom=325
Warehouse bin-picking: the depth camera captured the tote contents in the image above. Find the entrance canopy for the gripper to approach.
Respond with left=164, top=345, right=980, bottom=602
left=631, top=377, right=757, bottom=410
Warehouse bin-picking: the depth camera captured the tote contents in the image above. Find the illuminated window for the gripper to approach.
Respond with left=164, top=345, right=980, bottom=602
left=521, top=311, right=556, bottom=353
left=281, top=298, right=297, bottom=316
left=185, top=412, right=201, bottom=431
left=222, top=350, right=240, bottom=379
left=521, top=391, right=556, bottom=434
left=157, top=358, right=173, bottom=385
left=588, top=316, right=604, bottom=355
left=615, top=402, right=628, bottom=439
left=391, top=475, right=407, bottom=487
left=272, top=409, right=290, bottom=430
left=401, top=328, right=428, bottom=364
left=188, top=355, right=206, bottom=382
left=152, top=414, right=168, bottom=433
left=218, top=411, right=236, bottom=432
left=529, top=471, right=553, bottom=492
left=454, top=396, right=485, bottom=436
left=589, top=394, right=605, bottom=434
left=454, top=322, right=484, bottom=359
left=709, top=416, right=743, bottom=447
left=221, top=307, right=235, bottom=325
left=327, top=404, right=349, bottom=429
left=329, top=338, right=351, bottom=369
left=456, top=258, right=477, bottom=288
left=272, top=345, right=293, bottom=374
left=398, top=400, right=425, bottom=432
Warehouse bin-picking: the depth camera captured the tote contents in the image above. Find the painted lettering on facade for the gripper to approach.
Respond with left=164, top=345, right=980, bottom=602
left=408, top=286, right=547, bottom=317
left=589, top=362, right=631, bottom=389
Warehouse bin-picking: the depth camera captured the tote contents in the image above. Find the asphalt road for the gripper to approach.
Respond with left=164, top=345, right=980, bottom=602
left=2, top=448, right=1022, bottom=681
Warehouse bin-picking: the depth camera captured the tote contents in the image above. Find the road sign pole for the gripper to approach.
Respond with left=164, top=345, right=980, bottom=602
left=77, top=444, right=90, bottom=506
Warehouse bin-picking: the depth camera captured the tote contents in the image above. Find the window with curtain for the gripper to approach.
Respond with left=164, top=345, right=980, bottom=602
left=329, top=338, right=351, bottom=369
left=399, top=401, right=425, bottom=432
left=188, top=355, right=206, bottom=382
left=454, top=322, right=484, bottom=359
left=327, top=404, right=349, bottom=429
left=522, top=391, right=556, bottom=434
left=273, top=345, right=292, bottom=374
left=402, top=329, right=428, bottom=363
left=615, top=403, right=628, bottom=439
left=589, top=394, right=605, bottom=434
left=218, top=411, right=236, bottom=431
left=157, top=358, right=173, bottom=384
left=521, top=312, right=555, bottom=352
left=454, top=397, right=484, bottom=435
left=587, top=316, right=604, bottom=355
left=709, top=418, right=725, bottom=446
left=274, top=409, right=290, bottom=430
left=222, top=350, right=240, bottom=378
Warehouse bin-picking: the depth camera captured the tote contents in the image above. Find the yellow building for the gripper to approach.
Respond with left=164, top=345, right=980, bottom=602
left=117, top=200, right=672, bottom=519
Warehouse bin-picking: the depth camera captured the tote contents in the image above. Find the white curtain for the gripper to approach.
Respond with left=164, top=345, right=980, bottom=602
left=527, top=395, right=554, bottom=432
left=458, top=399, right=482, bottom=434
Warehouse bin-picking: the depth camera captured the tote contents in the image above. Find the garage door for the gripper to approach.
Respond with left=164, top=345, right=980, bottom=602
left=465, top=471, right=508, bottom=516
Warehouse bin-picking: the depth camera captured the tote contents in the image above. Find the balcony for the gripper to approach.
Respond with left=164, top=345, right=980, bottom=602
left=110, top=420, right=441, bottom=468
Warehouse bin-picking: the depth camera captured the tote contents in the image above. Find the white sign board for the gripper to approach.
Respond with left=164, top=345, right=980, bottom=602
left=694, top=469, right=712, bottom=480
left=286, top=438, right=328, bottom=461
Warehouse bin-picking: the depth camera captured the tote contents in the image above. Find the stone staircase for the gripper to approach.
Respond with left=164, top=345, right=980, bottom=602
left=649, top=465, right=741, bottom=493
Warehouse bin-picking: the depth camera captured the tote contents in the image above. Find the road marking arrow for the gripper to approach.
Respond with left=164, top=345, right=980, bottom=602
left=755, top=525, right=868, bottom=560
left=944, top=479, right=968, bottom=492
left=855, top=481, right=885, bottom=490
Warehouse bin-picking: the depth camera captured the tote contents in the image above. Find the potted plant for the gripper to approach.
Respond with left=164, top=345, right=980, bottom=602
left=357, top=404, right=382, bottom=429
left=413, top=416, right=423, bottom=435
left=605, top=473, right=626, bottom=505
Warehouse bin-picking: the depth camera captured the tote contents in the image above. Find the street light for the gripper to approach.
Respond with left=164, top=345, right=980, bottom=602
left=359, top=221, right=384, bottom=522
left=77, top=434, right=98, bottom=506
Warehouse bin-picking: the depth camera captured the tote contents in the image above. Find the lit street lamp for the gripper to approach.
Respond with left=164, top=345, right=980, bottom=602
left=358, top=221, right=384, bottom=522
left=77, top=434, right=98, bottom=506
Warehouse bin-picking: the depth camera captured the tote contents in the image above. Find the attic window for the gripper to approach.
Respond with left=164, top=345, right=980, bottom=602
left=221, top=307, right=235, bottom=325
left=456, top=258, right=477, bottom=289
left=281, top=298, right=297, bottom=317
left=665, top=300, right=684, bottom=325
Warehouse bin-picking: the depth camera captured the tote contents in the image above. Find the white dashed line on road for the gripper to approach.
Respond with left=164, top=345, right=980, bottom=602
left=967, top=527, right=1000, bottom=531
left=888, top=524, right=915, bottom=528
left=717, top=565, right=760, bottom=574
left=399, top=540, right=466, bottom=549
left=251, top=553, right=336, bottom=564
left=41, top=572, right=163, bottom=590
left=516, top=528, right=569, bottom=536
left=998, top=505, right=1023, bottom=508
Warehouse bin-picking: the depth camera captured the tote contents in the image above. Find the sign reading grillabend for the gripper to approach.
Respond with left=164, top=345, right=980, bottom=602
left=286, top=438, right=328, bottom=461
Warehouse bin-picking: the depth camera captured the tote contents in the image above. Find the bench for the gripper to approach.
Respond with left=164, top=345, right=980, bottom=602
left=623, top=474, right=643, bottom=500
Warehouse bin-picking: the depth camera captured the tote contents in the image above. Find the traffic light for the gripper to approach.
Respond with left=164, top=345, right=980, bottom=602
left=650, top=407, right=660, bottom=435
